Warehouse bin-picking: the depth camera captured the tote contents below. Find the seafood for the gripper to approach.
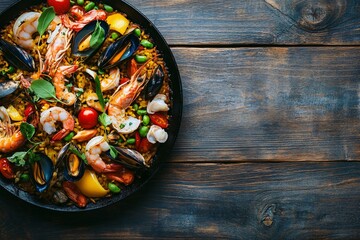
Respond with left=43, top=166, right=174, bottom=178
left=61, top=9, right=107, bottom=32
left=72, top=129, right=98, bottom=142
left=57, top=143, right=85, bottom=181
left=147, top=94, right=169, bottom=114
left=147, top=125, right=168, bottom=144
left=62, top=181, right=87, bottom=208
left=85, top=136, right=135, bottom=185
left=101, top=67, right=120, bottom=92
left=31, top=153, right=54, bottom=192
left=0, top=39, right=35, bottom=72
left=85, top=92, right=103, bottom=112
left=40, top=106, right=75, bottom=141
left=107, top=146, right=149, bottom=169
left=0, top=106, right=25, bottom=153
left=42, top=25, right=73, bottom=76
left=145, top=65, right=165, bottom=100
left=52, top=65, right=79, bottom=105
left=13, top=12, right=41, bottom=50
left=0, top=79, right=19, bottom=98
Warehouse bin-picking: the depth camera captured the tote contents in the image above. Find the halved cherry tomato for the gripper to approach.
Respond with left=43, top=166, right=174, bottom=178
left=47, top=0, right=71, bottom=15
left=149, top=112, right=169, bottom=129
left=24, top=103, right=36, bottom=119
left=135, top=132, right=141, bottom=150
left=78, top=107, right=98, bottom=129
left=138, top=138, right=153, bottom=153
left=0, top=158, right=14, bottom=179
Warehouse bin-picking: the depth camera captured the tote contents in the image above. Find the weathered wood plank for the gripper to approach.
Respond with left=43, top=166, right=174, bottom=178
left=171, top=47, right=360, bottom=162
left=1, top=162, right=360, bottom=239
left=0, top=0, right=360, bottom=45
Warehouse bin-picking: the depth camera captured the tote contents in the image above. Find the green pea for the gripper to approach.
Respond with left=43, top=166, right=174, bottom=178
left=139, top=126, right=149, bottom=138
left=140, top=40, right=154, bottom=49
left=108, top=182, right=121, bottom=193
left=111, top=32, right=119, bottom=40
left=132, top=103, right=139, bottom=111
left=20, top=173, right=30, bottom=182
left=134, top=28, right=141, bottom=37
left=84, top=2, right=95, bottom=11
left=135, top=55, right=147, bottom=63
left=64, top=132, right=75, bottom=142
left=142, top=115, right=150, bottom=126
left=126, top=138, right=136, bottom=145
left=76, top=0, right=84, bottom=5
left=104, top=4, right=113, bottom=12
left=137, top=109, right=147, bottom=115
left=98, top=69, right=105, bottom=75
left=7, top=66, right=15, bottom=74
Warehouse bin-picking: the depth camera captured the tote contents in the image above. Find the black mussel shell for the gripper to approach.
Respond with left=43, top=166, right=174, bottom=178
left=72, top=20, right=109, bottom=59
left=0, top=39, right=35, bottom=72
left=106, top=146, right=149, bottom=170
left=31, top=153, right=54, bottom=193
left=144, top=65, right=165, bottom=100
left=57, top=143, right=85, bottom=181
left=0, top=77, right=19, bottom=98
left=98, top=32, right=140, bottom=70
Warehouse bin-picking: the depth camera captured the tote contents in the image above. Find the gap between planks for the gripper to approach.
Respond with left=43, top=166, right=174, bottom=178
left=169, top=44, right=360, bottom=48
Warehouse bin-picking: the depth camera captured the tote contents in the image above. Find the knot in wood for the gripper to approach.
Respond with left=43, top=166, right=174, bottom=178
left=294, top=0, right=346, bottom=31
left=260, top=204, right=276, bottom=227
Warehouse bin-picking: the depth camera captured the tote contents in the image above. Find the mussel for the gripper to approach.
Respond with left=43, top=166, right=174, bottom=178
left=0, top=39, right=35, bottom=72
left=107, top=146, right=149, bottom=170
left=72, top=20, right=109, bottom=59
left=98, top=32, right=140, bottom=70
left=144, top=65, right=165, bottom=100
left=31, top=153, right=54, bottom=192
left=57, top=143, right=85, bottom=181
left=0, top=78, right=19, bottom=98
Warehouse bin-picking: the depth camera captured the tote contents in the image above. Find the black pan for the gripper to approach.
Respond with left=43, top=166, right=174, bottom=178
left=0, top=0, right=182, bottom=211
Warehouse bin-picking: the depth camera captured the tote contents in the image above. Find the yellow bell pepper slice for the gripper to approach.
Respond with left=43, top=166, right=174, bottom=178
left=75, top=169, right=109, bottom=198
left=6, top=105, right=23, bottom=121
left=106, top=13, right=129, bottom=35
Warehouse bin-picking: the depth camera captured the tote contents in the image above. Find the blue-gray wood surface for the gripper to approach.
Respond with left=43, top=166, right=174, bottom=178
left=1, top=0, right=360, bottom=239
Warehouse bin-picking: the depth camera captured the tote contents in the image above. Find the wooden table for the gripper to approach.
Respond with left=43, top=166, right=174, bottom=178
left=1, top=0, right=360, bottom=239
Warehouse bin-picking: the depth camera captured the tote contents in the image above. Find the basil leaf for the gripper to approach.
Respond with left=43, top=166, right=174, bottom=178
left=30, top=79, right=57, bottom=100
left=98, top=112, right=112, bottom=127
left=37, top=7, right=56, bottom=37
left=69, top=145, right=88, bottom=165
left=20, top=122, right=35, bottom=140
left=109, top=145, right=118, bottom=159
left=94, top=75, right=105, bottom=111
left=8, top=152, right=27, bottom=167
left=90, top=21, right=106, bottom=49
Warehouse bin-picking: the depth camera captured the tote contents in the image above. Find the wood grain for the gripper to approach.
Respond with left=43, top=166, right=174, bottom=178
left=0, top=0, right=360, bottom=45
left=1, top=162, right=360, bottom=239
left=172, top=47, right=360, bottom=162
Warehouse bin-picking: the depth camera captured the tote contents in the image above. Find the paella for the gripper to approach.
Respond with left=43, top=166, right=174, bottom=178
left=0, top=0, right=172, bottom=208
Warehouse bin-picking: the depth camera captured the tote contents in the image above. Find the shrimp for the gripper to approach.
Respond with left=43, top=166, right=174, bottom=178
left=107, top=61, right=150, bottom=134
left=85, top=136, right=134, bottom=185
left=0, top=106, right=25, bottom=153
left=13, top=12, right=41, bottom=50
left=60, top=9, right=107, bottom=32
left=40, top=106, right=75, bottom=142
left=42, top=25, right=73, bottom=76
left=101, top=67, right=120, bottom=92
left=52, top=65, right=79, bottom=105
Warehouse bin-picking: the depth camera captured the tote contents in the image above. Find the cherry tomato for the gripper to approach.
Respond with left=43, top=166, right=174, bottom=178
left=78, top=107, right=98, bottom=129
left=24, top=103, right=36, bottom=119
left=149, top=112, right=169, bottom=129
left=138, top=138, right=153, bottom=153
left=47, top=0, right=71, bottom=15
left=135, top=132, right=141, bottom=150
left=0, top=158, right=14, bottom=179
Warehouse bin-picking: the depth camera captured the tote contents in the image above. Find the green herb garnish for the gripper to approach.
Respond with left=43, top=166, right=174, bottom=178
left=20, top=122, right=35, bottom=141
left=37, top=7, right=56, bottom=37
left=90, top=21, right=105, bottom=49
left=94, top=75, right=105, bottom=111
left=109, top=145, right=118, bottom=159
left=98, top=112, right=112, bottom=127
left=69, top=145, right=88, bottom=165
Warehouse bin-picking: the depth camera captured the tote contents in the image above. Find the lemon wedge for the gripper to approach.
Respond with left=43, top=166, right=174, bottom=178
left=75, top=169, right=109, bottom=198
left=7, top=105, right=23, bottom=121
left=106, top=13, right=129, bottom=35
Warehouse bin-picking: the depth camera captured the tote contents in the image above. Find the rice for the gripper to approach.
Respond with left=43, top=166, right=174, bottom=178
left=0, top=2, right=171, bottom=207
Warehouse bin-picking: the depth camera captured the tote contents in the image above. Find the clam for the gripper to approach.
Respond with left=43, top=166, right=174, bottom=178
left=107, top=146, right=149, bottom=169
left=57, top=143, right=85, bottom=181
left=147, top=94, right=169, bottom=114
left=0, top=39, right=35, bottom=72
left=98, top=32, right=140, bottom=70
left=147, top=125, right=168, bottom=144
left=72, top=20, right=109, bottom=59
left=31, top=153, right=54, bottom=192
left=144, top=65, right=165, bottom=100
left=0, top=78, right=19, bottom=98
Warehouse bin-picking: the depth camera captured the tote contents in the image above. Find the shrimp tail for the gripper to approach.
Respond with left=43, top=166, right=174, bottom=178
left=51, top=129, right=70, bottom=142
left=105, top=168, right=135, bottom=186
